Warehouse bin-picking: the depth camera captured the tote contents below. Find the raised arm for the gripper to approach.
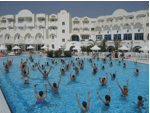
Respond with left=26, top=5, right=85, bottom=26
left=46, top=78, right=53, bottom=89
left=34, top=83, right=38, bottom=99
left=70, top=71, right=73, bottom=79
left=87, top=91, right=90, bottom=109
left=108, top=72, right=113, bottom=78
left=109, top=88, right=111, bottom=101
left=57, top=76, right=62, bottom=88
left=60, top=65, right=62, bottom=71
left=76, top=93, right=83, bottom=110
left=116, top=81, right=124, bottom=92
left=127, top=79, right=129, bottom=90
left=43, top=83, right=47, bottom=98
left=99, top=77, right=103, bottom=83
left=38, top=67, right=44, bottom=75
left=97, top=91, right=106, bottom=102
left=47, top=66, right=52, bottom=74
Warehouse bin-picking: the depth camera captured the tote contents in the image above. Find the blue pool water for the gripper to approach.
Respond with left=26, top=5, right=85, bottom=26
left=0, top=55, right=149, bottom=113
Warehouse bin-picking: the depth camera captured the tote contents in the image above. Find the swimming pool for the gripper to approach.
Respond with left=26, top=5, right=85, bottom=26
left=0, top=56, right=149, bottom=113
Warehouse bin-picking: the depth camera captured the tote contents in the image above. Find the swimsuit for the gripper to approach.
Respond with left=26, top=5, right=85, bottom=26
left=36, top=99, right=47, bottom=104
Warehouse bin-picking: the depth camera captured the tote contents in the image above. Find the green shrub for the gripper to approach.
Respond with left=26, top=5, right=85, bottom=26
left=47, top=51, right=53, bottom=57
left=64, top=51, right=72, bottom=57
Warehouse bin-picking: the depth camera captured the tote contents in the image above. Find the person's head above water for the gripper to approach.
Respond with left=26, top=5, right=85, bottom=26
left=123, top=86, right=127, bottom=90
left=102, top=78, right=105, bottom=82
left=62, top=69, right=64, bottom=71
left=42, top=65, right=44, bottom=67
left=72, top=75, right=75, bottom=78
left=136, top=69, right=139, bottom=72
left=105, top=95, right=111, bottom=102
left=53, top=83, right=57, bottom=88
left=44, top=70, right=47, bottom=73
left=102, top=66, right=104, bottom=69
left=32, top=65, right=34, bottom=67
left=82, top=101, right=87, bottom=108
left=39, top=91, right=43, bottom=97
left=110, top=62, right=112, bottom=64
left=47, top=62, right=49, bottom=64
left=113, top=74, right=116, bottom=78
left=138, top=96, right=143, bottom=101
left=93, top=69, right=96, bottom=74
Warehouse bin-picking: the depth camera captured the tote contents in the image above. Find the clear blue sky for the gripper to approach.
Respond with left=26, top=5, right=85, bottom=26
left=0, top=1, right=149, bottom=18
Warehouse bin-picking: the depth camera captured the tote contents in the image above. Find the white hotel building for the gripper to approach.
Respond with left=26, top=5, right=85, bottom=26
left=0, top=9, right=149, bottom=52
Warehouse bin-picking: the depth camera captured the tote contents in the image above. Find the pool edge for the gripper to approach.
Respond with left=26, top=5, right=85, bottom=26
left=0, top=85, right=12, bottom=113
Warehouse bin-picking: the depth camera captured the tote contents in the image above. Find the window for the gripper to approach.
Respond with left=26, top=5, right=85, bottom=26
left=107, top=31, right=109, bottom=34
left=129, top=17, right=133, bottom=19
left=105, top=35, right=111, bottom=40
left=124, top=34, right=132, bottom=40
left=62, top=22, right=65, bottom=25
left=52, top=36, right=54, bottom=39
left=99, top=32, right=100, bottom=34
left=134, top=33, right=143, bottom=40
left=62, top=39, right=65, bottom=42
left=18, top=36, right=20, bottom=39
left=127, top=30, right=129, bottom=32
left=91, top=21, right=96, bottom=23
left=62, top=30, right=65, bottom=33
left=96, top=35, right=102, bottom=40
left=138, top=29, right=140, bottom=32
left=91, top=28, right=94, bottom=31
left=146, top=23, right=149, bottom=27
left=52, top=44, right=54, bottom=49
left=114, top=34, right=121, bottom=40
left=82, top=35, right=89, bottom=40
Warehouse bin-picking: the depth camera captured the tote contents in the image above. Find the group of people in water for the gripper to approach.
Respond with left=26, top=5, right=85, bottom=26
left=2, top=54, right=146, bottom=112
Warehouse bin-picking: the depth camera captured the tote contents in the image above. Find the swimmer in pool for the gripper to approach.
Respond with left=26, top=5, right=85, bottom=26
left=39, top=63, right=46, bottom=69
left=20, top=63, right=27, bottom=72
left=123, top=60, right=126, bottom=68
left=22, top=74, right=29, bottom=84
left=100, top=64, right=105, bottom=70
left=65, top=63, right=70, bottom=70
left=22, top=67, right=29, bottom=78
left=34, top=83, right=47, bottom=104
left=132, top=96, right=147, bottom=107
left=5, top=64, right=9, bottom=73
left=7, top=58, right=13, bottom=66
left=118, top=59, right=121, bottom=65
left=67, top=71, right=77, bottom=85
left=102, top=58, right=106, bottom=63
left=38, top=66, right=53, bottom=78
left=29, top=63, right=37, bottom=70
left=108, top=71, right=116, bottom=78
left=97, top=88, right=111, bottom=106
left=133, top=60, right=137, bottom=65
left=73, top=66, right=79, bottom=73
left=46, top=62, right=50, bottom=66
left=34, top=60, right=40, bottom=66
left=107, top=61, right=113, bottom=66
left=99, top=72, right=108, bottom=85
left=76, top=91, right=90, bottom=113
left=79, top=63, right=84, bottom=69
left=60, top=65, right=66, bottom=74
left=29, top=54, right=32, bottom=59
left=133, top=68, right=139, bottom=75
left=116, top=79, right=129, bottom=96
left=92, top=68, right=97, bottom=74
left=87, top=59, right=92, bottom=63
left=46, top=76, right=62, bottom=92
left=55, top=61, right=59, bottom=65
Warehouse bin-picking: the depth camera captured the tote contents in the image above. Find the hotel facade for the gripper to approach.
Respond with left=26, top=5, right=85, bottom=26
left=0, top=9, right=149, bottom=52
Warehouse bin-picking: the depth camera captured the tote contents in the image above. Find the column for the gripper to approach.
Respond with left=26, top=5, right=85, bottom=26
left=131, top=25, right=134, bottom=41
left=110, top=26, right=113, bottom=40
left=120, top=25, right=123, bottom=40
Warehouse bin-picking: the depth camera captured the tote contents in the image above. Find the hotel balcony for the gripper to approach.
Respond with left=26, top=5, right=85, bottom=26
left=134, top=18, right=144, bottom=24
left=0, top=23, right=7, bottom=28
left=80, top=30, right=90, bottom=35
left=48, top=21, right=58, bottom=27
left=49, top=30, right=57, bottom=35
left=91, top=23, right=96, bottom=28
left=112, top=20, right=121, bottom=26
left=36, top=21, right=45, bottom=27
left=6, top=22, right=14, bottom=28
left=82, top=24, right=89, bottom=28
left=103, top=21, right=112, bottom=27
left=36, top=14, right=46, bottom=19
left=145, top=17, right=149, bottom=23
left=72, top=24, right=80, bottom=29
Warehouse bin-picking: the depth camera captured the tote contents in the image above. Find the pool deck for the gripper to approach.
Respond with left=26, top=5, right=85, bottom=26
left=0, top=54, right=149, bottom=113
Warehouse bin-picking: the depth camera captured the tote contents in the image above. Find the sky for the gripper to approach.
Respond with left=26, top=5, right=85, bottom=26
left=0, top=1, right=149, bottom=18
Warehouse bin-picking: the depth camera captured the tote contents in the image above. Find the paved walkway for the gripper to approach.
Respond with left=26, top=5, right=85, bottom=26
left=0, top=54, right=149, bottom=113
